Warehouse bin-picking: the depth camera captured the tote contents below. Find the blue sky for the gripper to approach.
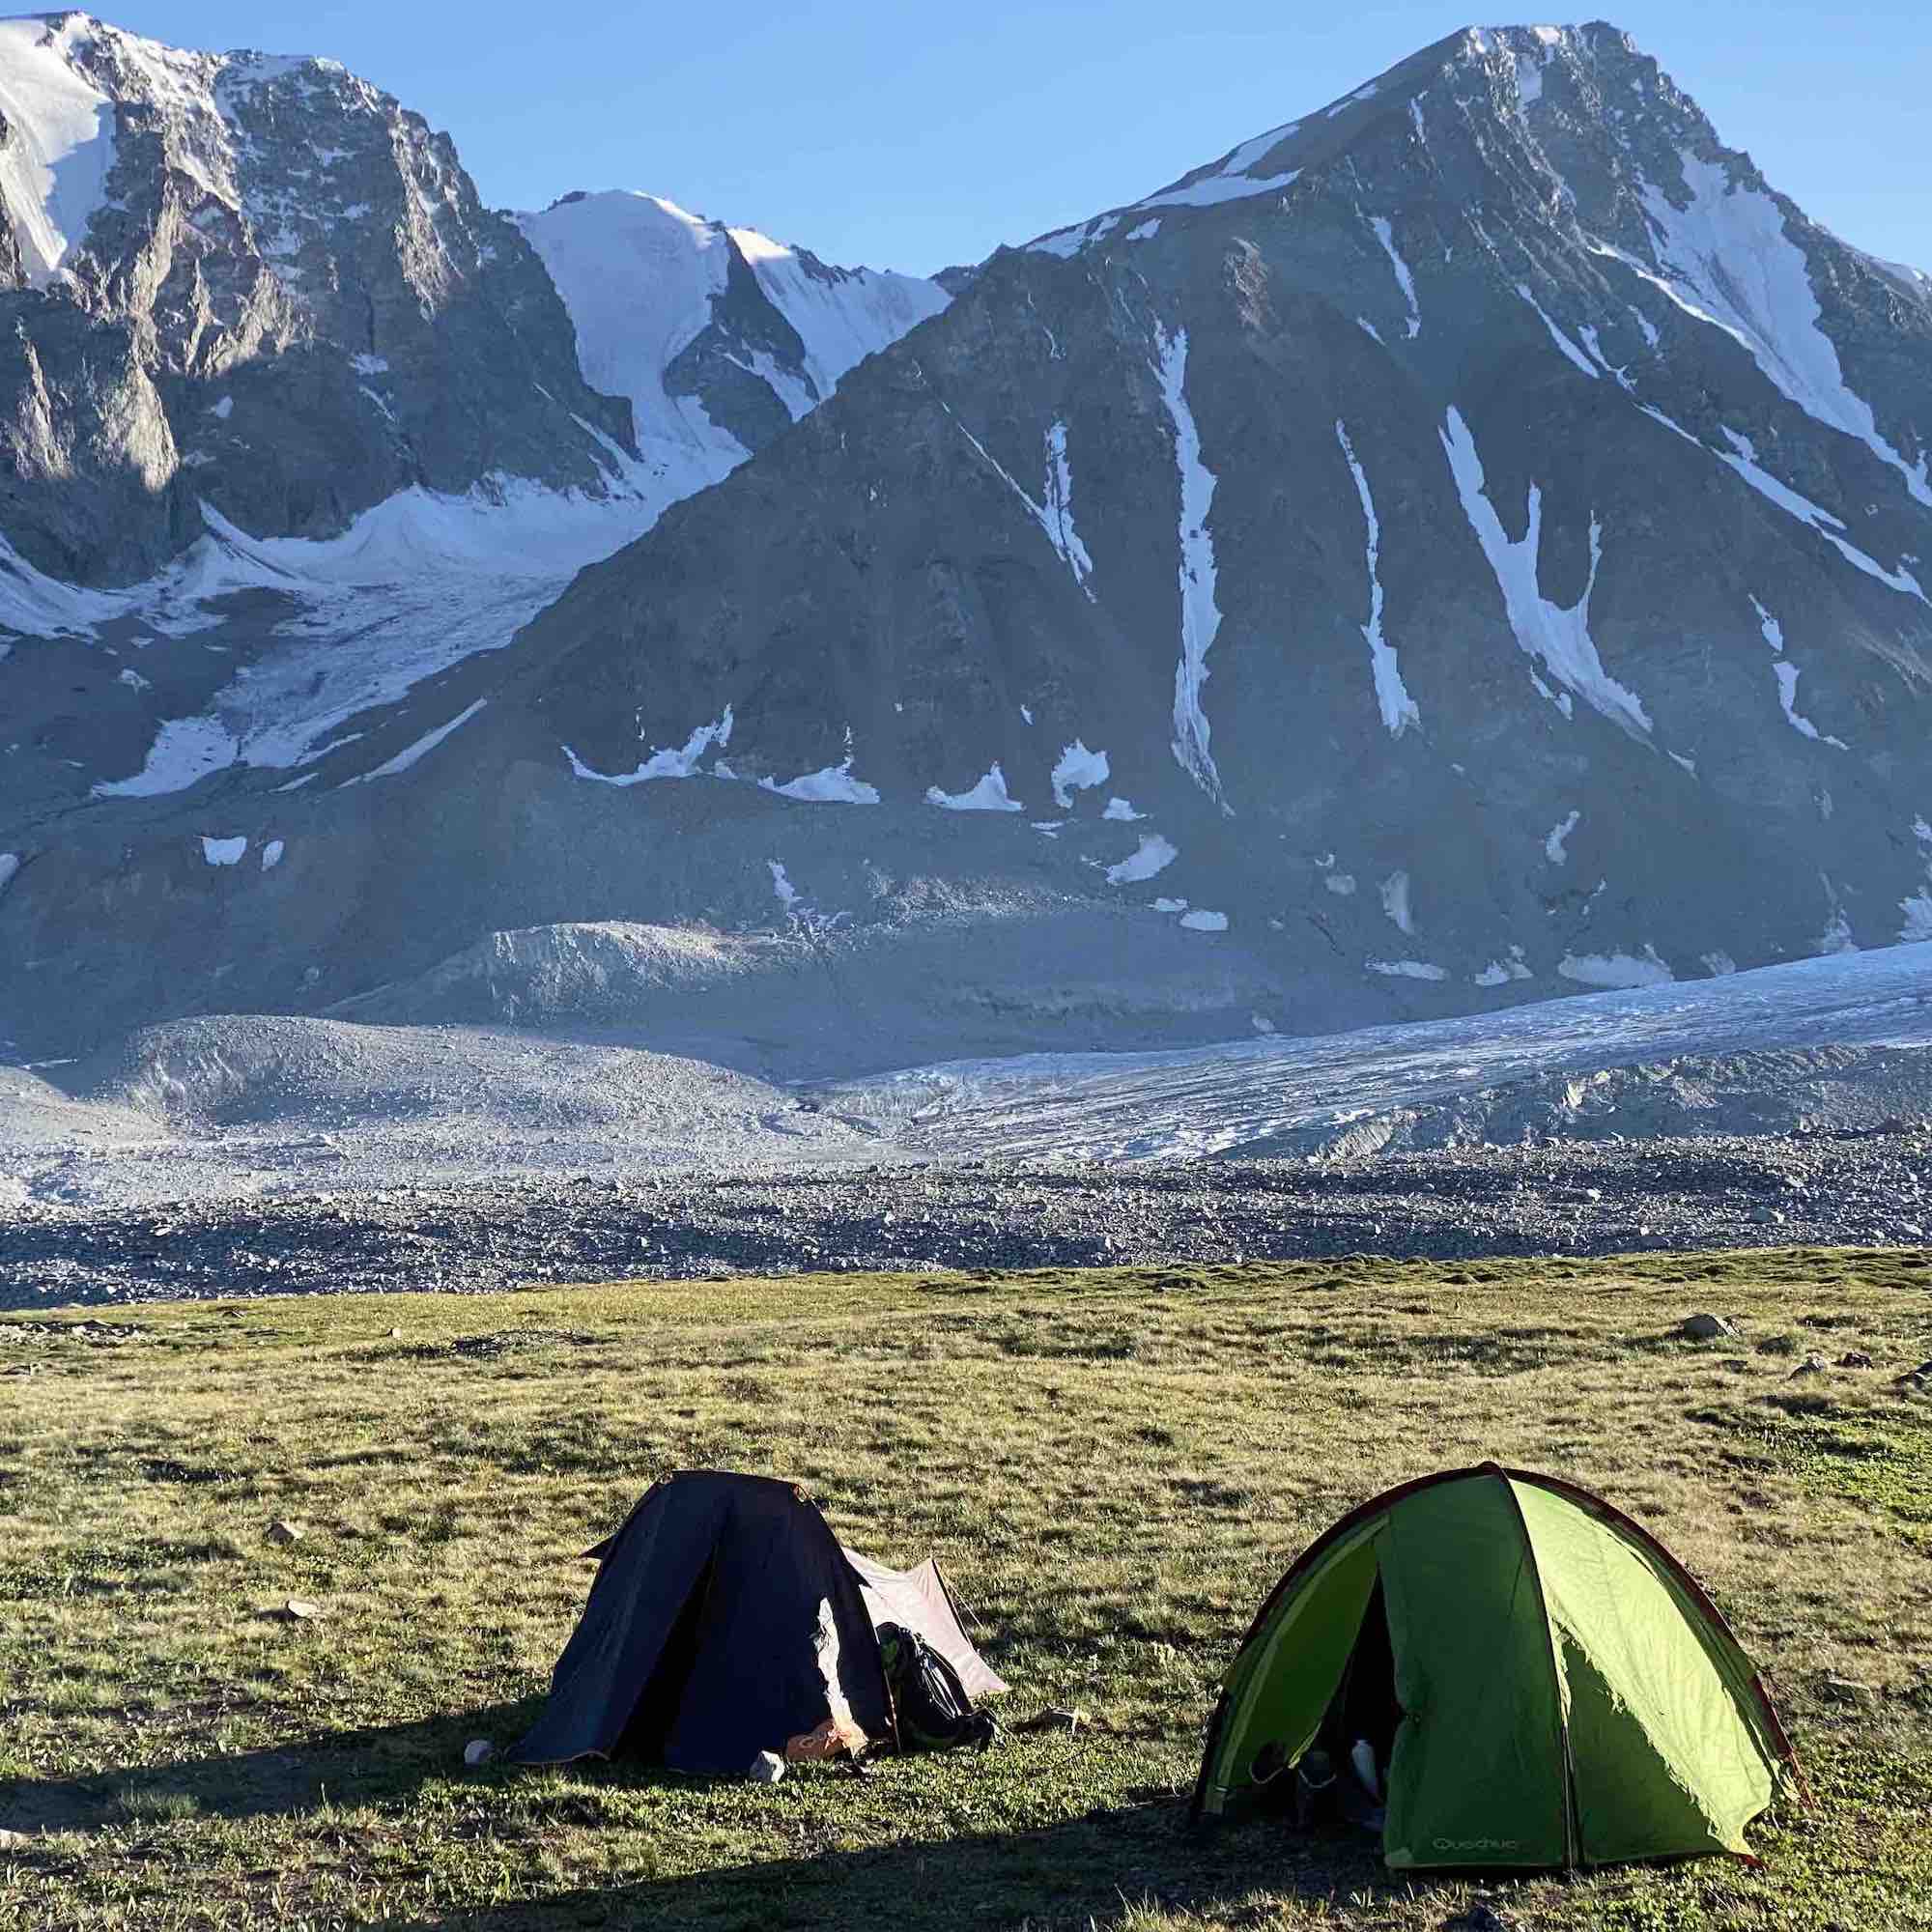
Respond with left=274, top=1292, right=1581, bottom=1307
left=99, top=3, right=1930, bottom=276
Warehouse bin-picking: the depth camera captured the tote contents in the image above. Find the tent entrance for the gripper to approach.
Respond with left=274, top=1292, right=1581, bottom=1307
left=615, top=1550, right=718, bottom=1761
left=1314, top=1571, right=1402, bottom=1793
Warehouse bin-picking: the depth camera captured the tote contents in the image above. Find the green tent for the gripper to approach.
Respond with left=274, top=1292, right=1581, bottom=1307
left=1192, top=1463, right=1803, bottom=1869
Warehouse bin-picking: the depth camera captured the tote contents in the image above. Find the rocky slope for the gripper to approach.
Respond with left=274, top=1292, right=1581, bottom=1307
left=0, top=12, right=950, bottom=962
left=498, top=22, right=1932, bottom=1011
left=0, top=12, right=629, bottom=584
left=5, top=18, right=1932, bottom=1072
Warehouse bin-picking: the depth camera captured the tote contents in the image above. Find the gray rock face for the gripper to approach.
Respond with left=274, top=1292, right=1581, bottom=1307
left=503, top=22, right=1932, bottom=1008
left=0, top=13, right=630, bottom=583
left=4, top=20, right=1932, bottom=1071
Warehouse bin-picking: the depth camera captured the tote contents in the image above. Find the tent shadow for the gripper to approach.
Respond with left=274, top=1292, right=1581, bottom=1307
left=0, top=1697, right=546, bottom=1833
left=389, top=1800, right=1397, bottom=1932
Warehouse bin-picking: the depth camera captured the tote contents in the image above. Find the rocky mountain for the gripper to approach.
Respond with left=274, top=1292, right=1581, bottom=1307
left=0, top=12, right=628, bottom=584
left=470, top=20, right=1932, bottom=1020
left=5, top=18, right=1932, bottom=1077
left=0, top=14, right=948, bottom=867
left=513, top=190, right=947, bottom=497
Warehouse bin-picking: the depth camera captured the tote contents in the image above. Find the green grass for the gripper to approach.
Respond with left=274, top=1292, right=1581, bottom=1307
left=0, top=1247, right=1927, bottom=1929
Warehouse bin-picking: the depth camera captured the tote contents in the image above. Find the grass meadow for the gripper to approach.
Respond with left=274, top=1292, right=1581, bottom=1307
left=1, top=1247, right=1927, bottom=1929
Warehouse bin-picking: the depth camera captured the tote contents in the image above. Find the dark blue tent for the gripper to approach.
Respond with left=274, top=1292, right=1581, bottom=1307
left=508, top=1471, right=897, bottom=1775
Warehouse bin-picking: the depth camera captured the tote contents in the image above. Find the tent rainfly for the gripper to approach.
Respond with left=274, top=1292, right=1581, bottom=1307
left=1193, top=1463, right=1804, bottom=1869
left=509, top=1470, right=1004, bottom=1775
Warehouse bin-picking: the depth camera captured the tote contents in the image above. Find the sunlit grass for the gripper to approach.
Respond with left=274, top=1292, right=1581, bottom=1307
left=0, top=1247, right=1926, bottom=1928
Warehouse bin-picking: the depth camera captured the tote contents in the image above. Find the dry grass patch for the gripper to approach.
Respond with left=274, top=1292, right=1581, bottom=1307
left=0, top=1248, right=1926, bottom=1929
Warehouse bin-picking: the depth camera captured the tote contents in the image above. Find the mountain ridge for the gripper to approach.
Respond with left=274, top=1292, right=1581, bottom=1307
left=3, top=15, right=1931, bottom=1074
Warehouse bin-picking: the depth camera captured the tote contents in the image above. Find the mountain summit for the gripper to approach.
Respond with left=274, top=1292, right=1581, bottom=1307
left=4, top=20, right=1930, bottom=1069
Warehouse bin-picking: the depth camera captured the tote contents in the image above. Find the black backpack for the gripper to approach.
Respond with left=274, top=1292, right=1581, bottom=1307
left=876, top=1623, right=998, bottom=1753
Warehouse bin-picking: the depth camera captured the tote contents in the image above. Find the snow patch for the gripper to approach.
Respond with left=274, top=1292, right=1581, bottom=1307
left=93, top=716, right=242, bottom=798
left=514, top=193, right=746, bottom=484
left=1545, top=810, right=1580, bottom=864
left=200, top=835, right=247, bottom=867
left=1105, top=834, right=1179, bottom=884
left=1371, top=959, right=1447, bottom=980
left=1179, top=909, right=1229, bottom=931
left=1335, top=421, right=1420, bottom=735
left=926, top=764, right=1023, bottom=812
left=0, top=852, right=18, bottom=898
left=1818, top=906, right=1858, bottom=955
left=260, top=838, right=284, bottom=870
left=1135, top=160, right=1299, bottom=214
left=1379, top=871, right=1413, bottom=935
left=1050, top=740, right=1109, bottom=809
left=563, top=708, right=733, bottom=787
left=1557, top=948, right=1674, bottom=989
left=1474, top=948, right=1534, bottom=986
left=1101, top=796, right=1144, bottom=822
left=1151, top=897, right=1188, bottom=914
left=760, top=749, right=881, bottom=805
left=1439, top=408, right=1651, bottom=735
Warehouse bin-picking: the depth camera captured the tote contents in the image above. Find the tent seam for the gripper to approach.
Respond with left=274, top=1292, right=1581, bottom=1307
left=1495, top=1470, right=1583, bottom=1870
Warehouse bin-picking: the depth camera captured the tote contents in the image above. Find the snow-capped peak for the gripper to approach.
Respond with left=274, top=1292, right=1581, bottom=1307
left=514, top=186, right=947, bottom=477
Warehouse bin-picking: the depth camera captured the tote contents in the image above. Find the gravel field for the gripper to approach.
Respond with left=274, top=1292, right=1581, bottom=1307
left=7, top=1123, right=1931, bottom=1309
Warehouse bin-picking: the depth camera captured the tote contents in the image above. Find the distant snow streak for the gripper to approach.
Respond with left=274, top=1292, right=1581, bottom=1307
left=1638, top=154, right=1932, bottom=508
left=344, top=697, right=488, bottom=784
left=945, top=408, right=1094, bottom=599
left=1514, top=282, right=1598, bottom=377
left=1040, top=422, right=1095, bottom=598
left=1750, top=595, right=1847, bottom=748
left=1153, top=325, right=1225, bottom=803
left=1640, top=407, right=1927, bottom=604
left=1369, top=217, right=1422, bottom=338
left=1335, top=422, right=1421, bottom=736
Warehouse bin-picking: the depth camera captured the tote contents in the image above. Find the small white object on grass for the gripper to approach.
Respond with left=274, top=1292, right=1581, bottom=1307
left=749, top=1750, right=786, bottom=1783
